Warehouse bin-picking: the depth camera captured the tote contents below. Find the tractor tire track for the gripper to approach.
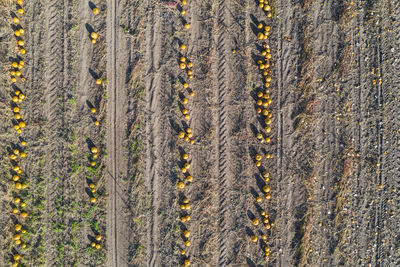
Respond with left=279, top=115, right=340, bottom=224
left=350, top=3, right=382, bottom=265
left=43, top=0, right=69, bottom=265
left=23, top=0, right=47, bottom=265
left=374, top=7, right=385, bottom=265
left=25, top=0, right=45, bottom=125
left=375, top=1, right=397, bottom=265
left=60, top=0, right=77, bottom=265
left=381, top=1, right=400, bottom=265
left=213, top=0, right=234, bottom=265
left=347, top=5, right=365, bottom=263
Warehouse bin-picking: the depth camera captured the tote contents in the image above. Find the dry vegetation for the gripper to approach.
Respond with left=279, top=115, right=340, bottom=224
left=0, top=0, right=399, bottom=266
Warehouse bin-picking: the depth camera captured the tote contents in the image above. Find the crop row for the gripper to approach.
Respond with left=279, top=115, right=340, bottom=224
left=248, top=0, right=275, bottom=262
left=84, top=2, right=104, bottom=252
left=8, top=1, right=29, bottom=266
left=176, top=1, right=195, bottom=266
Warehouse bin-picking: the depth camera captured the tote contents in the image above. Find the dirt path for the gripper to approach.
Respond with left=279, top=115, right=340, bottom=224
left=275, top=1, right=308, bottom=266
left=144, top=5, right=159, bottom=266
left=106, top=0, right=118, bottom=265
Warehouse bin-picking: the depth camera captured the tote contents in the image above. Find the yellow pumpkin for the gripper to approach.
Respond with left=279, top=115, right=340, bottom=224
left=252, top=218, right=259, bottom=226
left=184, top=230, right=190, bottom=238
left=263, top=185, right=270, bottom=193
left=178, top=182, right=185, bottom=189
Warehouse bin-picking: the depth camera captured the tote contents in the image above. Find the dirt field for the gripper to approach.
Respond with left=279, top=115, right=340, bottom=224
left=0, top=0, right=400, bottom=266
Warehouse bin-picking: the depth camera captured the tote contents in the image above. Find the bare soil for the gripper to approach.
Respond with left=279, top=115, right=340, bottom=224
left=1, top=0, right=400, bottom=266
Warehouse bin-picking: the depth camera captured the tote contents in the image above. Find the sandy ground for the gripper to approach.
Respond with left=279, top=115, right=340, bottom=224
left=0, top=0, right=400, bottom=266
